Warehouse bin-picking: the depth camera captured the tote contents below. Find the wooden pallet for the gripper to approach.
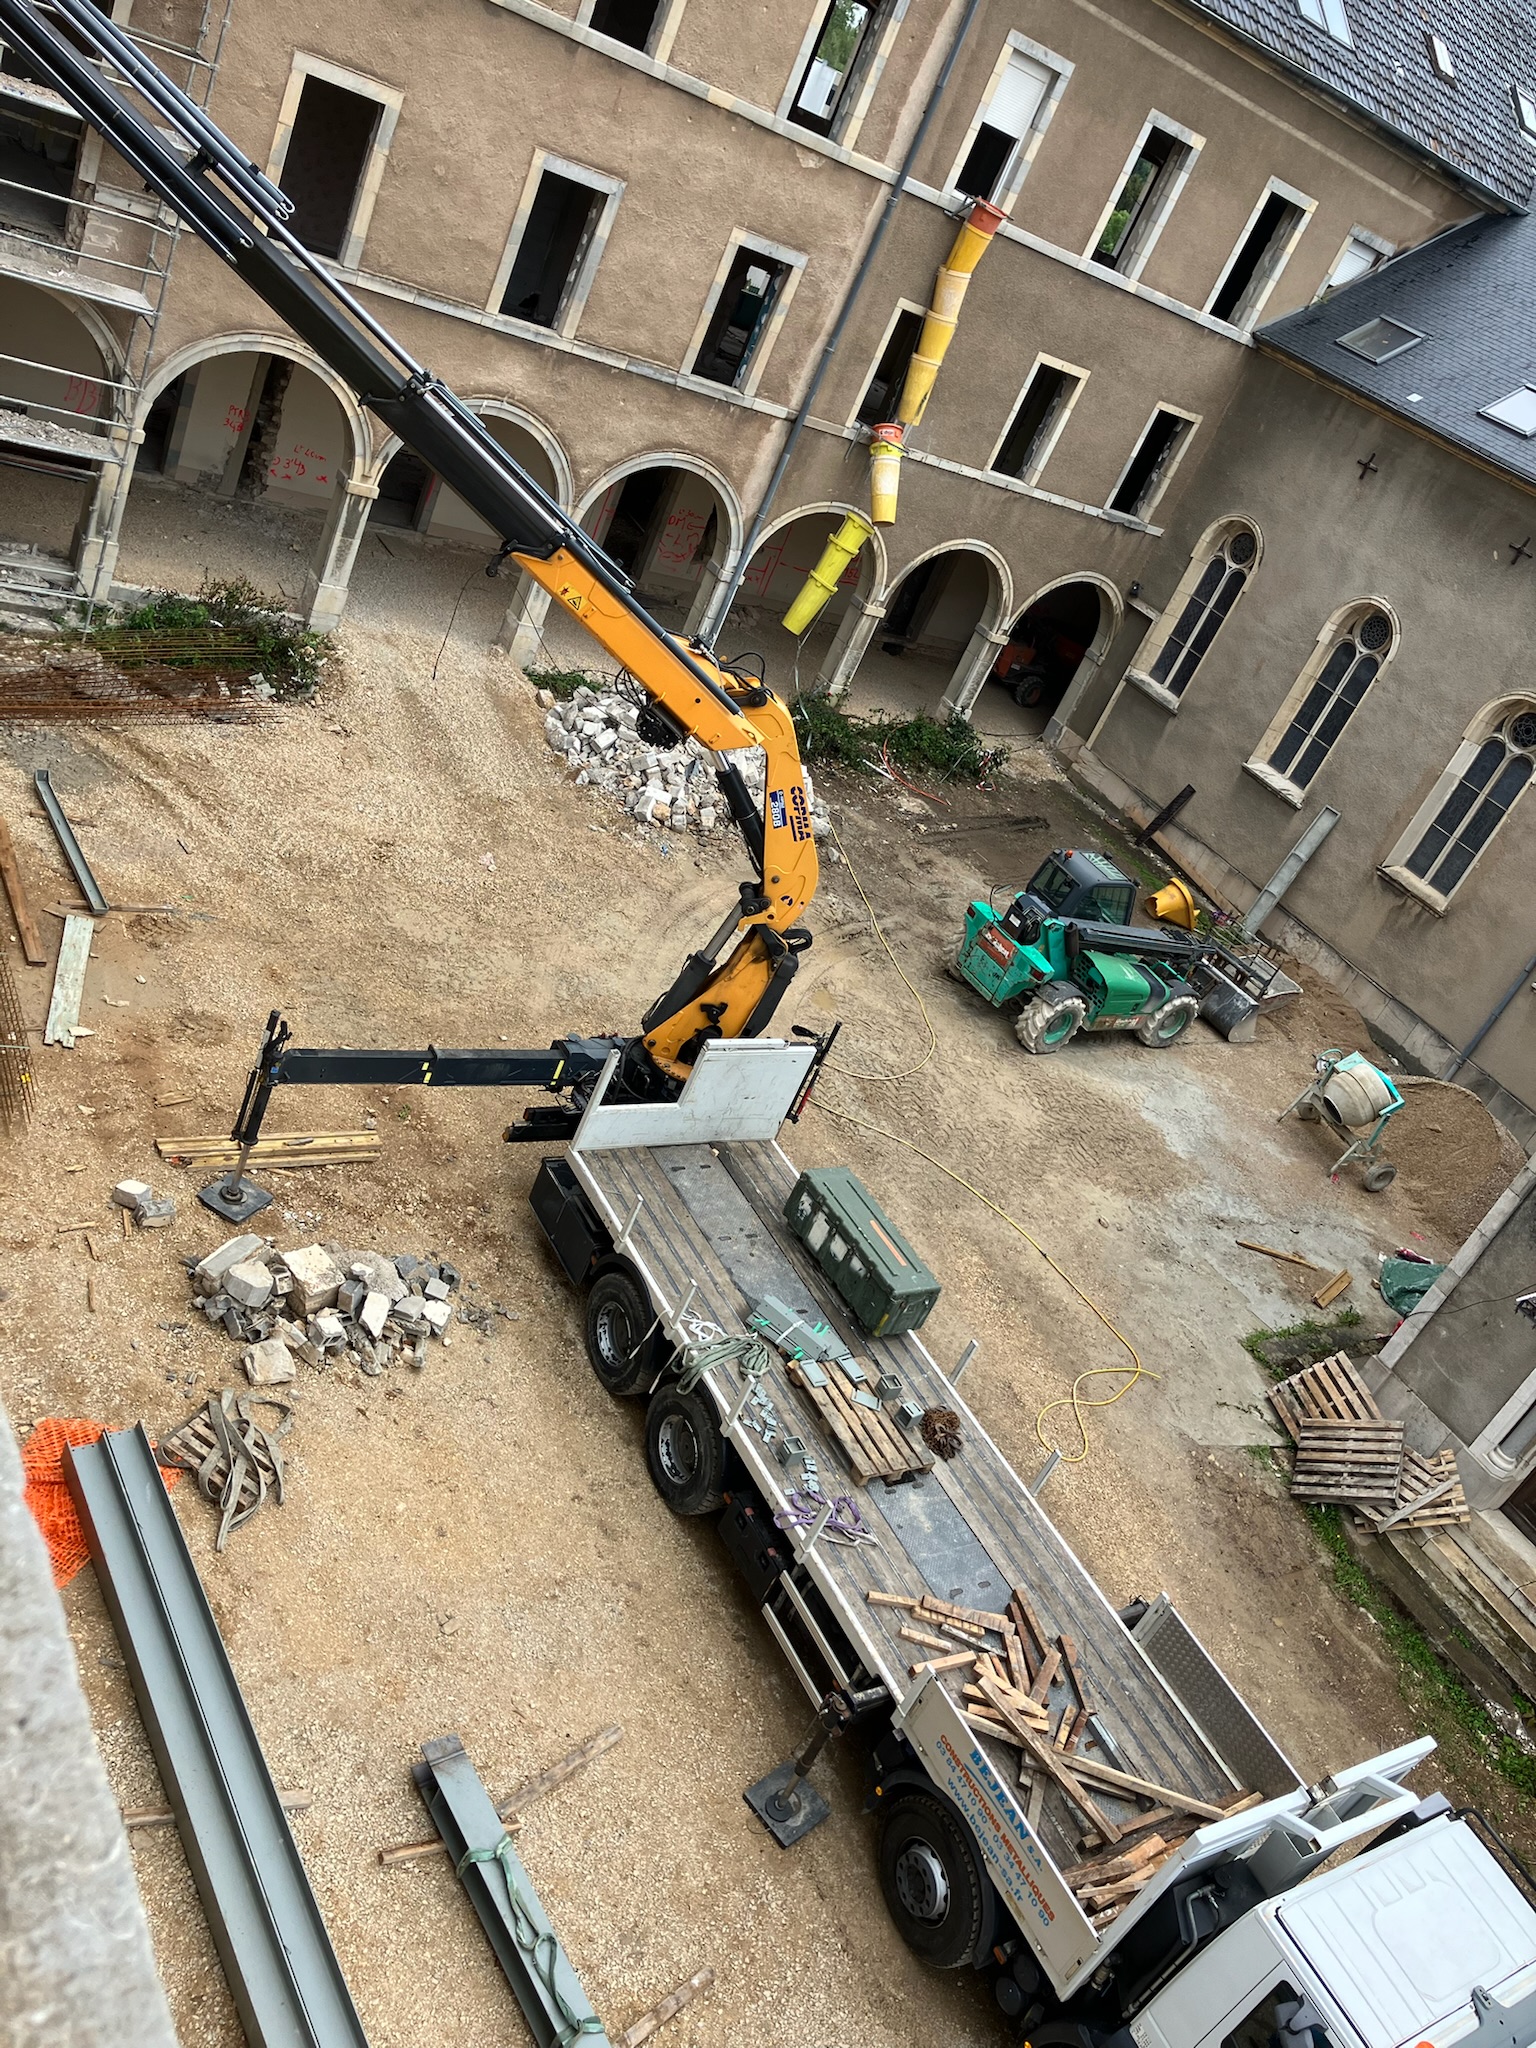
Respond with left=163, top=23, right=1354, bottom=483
left=787, top=1359, right=931, bottom=1483
left=1269, top=1352, right=1381, bottom=1441
left=1361, top=1447, right=1470, bottom=1530
left=1291, top=1417, right=1405, bottom=1504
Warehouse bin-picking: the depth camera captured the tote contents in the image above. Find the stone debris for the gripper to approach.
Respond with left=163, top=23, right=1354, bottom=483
left=111, top=1178, right=177, bottom=1228
left=184, top=1233, right=462, bottom=1376
left=538, top=683, right=832, bottom=842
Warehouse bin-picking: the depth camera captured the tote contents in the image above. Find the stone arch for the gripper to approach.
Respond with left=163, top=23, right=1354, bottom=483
left=0, top=278, right=124, bottom=585
left=996, top=571, right=1123, bottom=734
left=842, top=539, right=1013, bottom=717
left=709, top=501, right=890, bottom=697
left=571, top=452, right=744, bottom=640
left=81, top=332, right=373, bottom=625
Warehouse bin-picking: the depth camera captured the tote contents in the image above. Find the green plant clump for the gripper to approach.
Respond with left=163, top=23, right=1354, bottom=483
left=525, top=666, right=611, bottom=700
left=1242, top=1309, right=1366, bottom=1379
left=1307, top=1503, right=1536, bottom=1802
left=104, top=576, right=328, bottom=700
left=791, top=693, right=1007, bottom=784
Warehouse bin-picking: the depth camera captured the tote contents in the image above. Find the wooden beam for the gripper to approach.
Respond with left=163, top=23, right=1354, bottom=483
left=0, top=820, right=44, bottom=964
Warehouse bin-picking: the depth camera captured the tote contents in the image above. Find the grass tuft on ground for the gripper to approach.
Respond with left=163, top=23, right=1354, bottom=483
left=1243, top=1309, right=1368, bottom=1379
left=791, top=692, right=1008, bottom=784
left=94, top=575, right=329, bottom=700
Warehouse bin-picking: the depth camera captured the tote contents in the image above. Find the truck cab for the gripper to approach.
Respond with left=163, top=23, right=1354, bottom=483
left=1011, top=849, right=1138, bottom=930
left=1125, top=1812, right=1536, bottom=2048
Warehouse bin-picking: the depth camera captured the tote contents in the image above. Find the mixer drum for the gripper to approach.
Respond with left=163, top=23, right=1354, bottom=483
left=1321, top=1061, right=1396, bottom=1129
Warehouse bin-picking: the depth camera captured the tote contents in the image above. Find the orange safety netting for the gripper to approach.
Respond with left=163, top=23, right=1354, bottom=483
left=21, top=1418, right=180, bottom=1589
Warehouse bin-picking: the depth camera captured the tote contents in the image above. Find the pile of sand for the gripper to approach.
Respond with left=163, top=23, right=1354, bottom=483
left=1390, top=1077, right=1526, bottom=1247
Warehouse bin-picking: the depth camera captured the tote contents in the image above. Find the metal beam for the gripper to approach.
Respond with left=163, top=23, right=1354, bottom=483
left=65, top=1426, right=371, bottom=2048
left=34, top=769, right=108, bottom=915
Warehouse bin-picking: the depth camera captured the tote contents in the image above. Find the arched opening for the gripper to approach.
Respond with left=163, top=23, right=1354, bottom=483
left=0, top=278, right=114, bottom=606
left=711, top=507, right=881, bottom=698
left=581, top=461, right=732, bottom=630
left=993, top=579, right=1115, bottom=736
left=845, top=546, right=1006, bottom=722
left=116, top=349, right=354, bottom=614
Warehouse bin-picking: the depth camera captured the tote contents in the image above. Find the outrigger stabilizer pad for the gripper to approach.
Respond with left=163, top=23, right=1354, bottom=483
left=198, top=1175, right=274, bottom=1223
left=744, top=1758, right=833, bottom=1848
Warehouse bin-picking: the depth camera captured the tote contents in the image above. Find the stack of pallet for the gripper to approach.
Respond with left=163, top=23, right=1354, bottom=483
left=1269, top=1353, right=1468, bottom=1530
left=866, top=1586, right=1256, bottom=1926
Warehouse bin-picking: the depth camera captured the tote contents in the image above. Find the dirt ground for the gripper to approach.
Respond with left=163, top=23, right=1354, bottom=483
left=0, top=610, right=1528, bottom=2048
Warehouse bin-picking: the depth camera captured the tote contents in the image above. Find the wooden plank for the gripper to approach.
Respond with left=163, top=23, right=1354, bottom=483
left=1312, top=1269, right=1353, bottom=1309
left=1058, top=1632, right=1094, bottom=1718
left=43, top=912, right=93, bottom=1047
left=1029, top=1645, right=1063, bottom=1703
left=1058, top=1835, right=1170, bottom=1887
left=866, top=1590, right=920, bottom=1612
left=908, top=1651, right=975, bottom=1676
left=156, top=1130, right=381, bottom=1166
left=1003, top=1623, right=1030, bottom=1695
left=1237, top=1239, right=1321, bottom=1270
left=0, top=819, right=44, bottom=963
left=819, top=1368, right=900, bottom=1479
left=983, top=1684, right=1123, bottom=1845
left=1055, top=1749, right=1234, bottom=1822
left=898, top=1624, right=953, bottom=1654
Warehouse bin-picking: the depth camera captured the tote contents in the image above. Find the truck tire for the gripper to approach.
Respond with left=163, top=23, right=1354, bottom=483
left=877, top=1791, right=987, bottom=1968
left=1015, top=986, right=1087, bottom=1055
left=644, top=1384, right=726, bottom=1516
left=1134, top=993, right=1200, bottom=1048
left=584, top=1266, right=660, bottom=1396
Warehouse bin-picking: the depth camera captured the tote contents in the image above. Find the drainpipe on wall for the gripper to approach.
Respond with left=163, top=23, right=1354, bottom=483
left=1445, top=950, right=1536, bottom=1080
left=700, top=0, right=986, bottom=648
left=1245, top=805, right=1340, bottom=934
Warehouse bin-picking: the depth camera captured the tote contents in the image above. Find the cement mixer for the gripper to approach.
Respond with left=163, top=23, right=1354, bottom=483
left=1279, top=1048, right=1404, bottom=1191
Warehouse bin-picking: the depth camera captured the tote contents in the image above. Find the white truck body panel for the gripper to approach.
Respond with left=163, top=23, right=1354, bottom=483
left=571, top=1040, right=815, bottom=1151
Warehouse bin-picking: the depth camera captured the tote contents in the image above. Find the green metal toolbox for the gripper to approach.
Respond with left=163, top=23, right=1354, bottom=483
left=782, top=1166, right=941, bottom=1337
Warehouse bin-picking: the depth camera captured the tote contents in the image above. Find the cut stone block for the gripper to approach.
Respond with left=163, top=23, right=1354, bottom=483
left=350, top=1253, right=406, bottom=1304
left=224, top=1261, right=275, bottom=1309
left=134, top=1193, right=176, bottom=1229
left=192, top=1233, right=268, bottom=1296
left=112, top=1179, right=152, bottom=1210
left=242, top=1337, right=294, bottom=1386
left=277, top=1244, right=343, bottom=1316
left=423, top=1298, right=454, bottom=1336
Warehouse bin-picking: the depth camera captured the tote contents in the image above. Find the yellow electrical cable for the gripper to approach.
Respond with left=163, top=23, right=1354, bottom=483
left=821, top=819, right=938, bottom=1082
left=815, top=1099, right=1157, bottom=1462
left=812, top=821, right=1154, bottom=1458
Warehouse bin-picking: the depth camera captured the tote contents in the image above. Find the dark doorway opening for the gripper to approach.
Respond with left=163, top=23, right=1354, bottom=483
left=279, top=76, right=380, bottom=259
left=880, top=556, right=938, bottom=649
left=600, top=469, right=671, bottom=577
left=138, top=374, right=186, bottom=477
left=371, top=447, right=433, bottom=529
left=500, top=170, right=602, bottom=326
left=588, top=0, right=662, bottom=49
left=992, top=582, right=1102, bottom=714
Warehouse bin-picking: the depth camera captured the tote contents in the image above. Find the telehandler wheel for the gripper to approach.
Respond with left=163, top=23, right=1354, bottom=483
left=644, top=1384, right=726, bottom=1516
left=1362, top=1161, right=1398, bottom=1192
left=877, top=1790, right=987, bottom=1968
left=1015, top=986, right=1087, bottom=1054
left=584, top=1266, right=661, bottom=1396
left=1134, top=993, right=1200, bottom=1048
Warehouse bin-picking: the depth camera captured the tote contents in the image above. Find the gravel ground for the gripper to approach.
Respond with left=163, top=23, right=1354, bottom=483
left=1, top=614, right=1527, bottom=2047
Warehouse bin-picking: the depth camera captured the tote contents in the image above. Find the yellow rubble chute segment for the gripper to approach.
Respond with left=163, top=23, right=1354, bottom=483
left=1144, top=878, right=1199, bottom=930
left=868, top=423, right=904, bottom=526
left=896, top=198, right=1007, bottom=430
left=779, top=511, right=874, bottom=637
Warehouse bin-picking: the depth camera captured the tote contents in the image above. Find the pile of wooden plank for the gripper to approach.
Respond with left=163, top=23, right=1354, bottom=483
left=866, top=1586, right=1257, bottom=1925
left=1269, top=1353, right=1468, bottom=1528
left=787, top=1359, right=932, bottom=1483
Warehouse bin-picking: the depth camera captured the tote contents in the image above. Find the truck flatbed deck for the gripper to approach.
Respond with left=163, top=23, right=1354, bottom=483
left=556, top=1043, right=1305, bottom=1987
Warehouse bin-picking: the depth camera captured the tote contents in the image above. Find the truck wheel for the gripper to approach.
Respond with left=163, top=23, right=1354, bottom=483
left=1362, top=1161, right=1397, bottom=1192
left=644, top=1385, right=726, bottom=1516
left=1134, top=993, right=1200, bottom=1048
left=877, top=1791, right=986, bottom=1968
left=584, top=1267, right=660, bottom=1396
left=1015, top=987, right=1086, bottom=1055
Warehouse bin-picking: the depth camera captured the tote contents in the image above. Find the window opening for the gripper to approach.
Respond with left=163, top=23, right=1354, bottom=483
left=856, top=309, right=923, bottom=426
left=1514, top=85, right=1536, bottom=138
left=1426, top=32, right=1455, bottom=79
left=1110, top=409, right=1188, bottom=517
left=1148, top=526, right=1256, bottom=698
left=692, top=247, right=790, bottom=387
left=789, top=0, right=881, bottom=138
left=1267, top=609, right=1391, bottom=790
left=1094, top=126, right=1184, bottom=272
left=1481, top=385, right=1536, bottom=437
left=0, top=96, right=81, bottom=239
left=1337, top=315, right=1422, bottom=363
left=1321, top=233, right=1388, bottom=294
left=1404, top=711, right=1536, bottom=896
left=279, top=75, right=381, bottom=259
left=955, top=51, right=1053, bottom=201
left=501, top=169, right=604, bottom=327
left=1297, top=0, right=1352, bottom=44
left=588, top=0, right=663, bottom=51
left=1211, top=191, right=1305, bottom=325
left=1223, top=1983, right=1333, bottom=2048
left=992, top=363, right=1078, bottom=480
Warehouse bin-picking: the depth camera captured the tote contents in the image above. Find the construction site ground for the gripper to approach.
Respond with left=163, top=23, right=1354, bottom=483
left=1, top=576, right=1530, bottom=2048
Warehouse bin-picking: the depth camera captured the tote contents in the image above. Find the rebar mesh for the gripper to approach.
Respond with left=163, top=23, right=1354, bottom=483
left=0, top=632, right=268, bottom=719
left=0, top=942, right=34, bottom=1132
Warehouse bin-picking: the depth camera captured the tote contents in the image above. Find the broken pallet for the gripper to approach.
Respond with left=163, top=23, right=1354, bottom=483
left=1290, top=1417, right=1405, bottom=1504
left=1268, top=1351, right=1381, bottom=1441
left=1361, top=1446, right=1469, bottom=1530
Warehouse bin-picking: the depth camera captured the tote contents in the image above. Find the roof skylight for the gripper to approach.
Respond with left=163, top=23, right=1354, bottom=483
left=1336, top=317, right=1424, bottom=363
left=1481, top=385, right=1536, bottom=437
left=1297, top=0, right=1353, bottom=45
left=1515, top=85, right=1536, bottom=138
left=1426, top=33, right=1455, bottom=80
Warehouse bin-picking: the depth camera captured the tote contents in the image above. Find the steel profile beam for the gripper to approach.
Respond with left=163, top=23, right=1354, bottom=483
left=66, top=1425, right=370, bottom=2048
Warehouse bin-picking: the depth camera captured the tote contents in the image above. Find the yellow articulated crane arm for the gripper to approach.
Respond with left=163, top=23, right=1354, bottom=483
left=515, top=549, right=820, bottom=1082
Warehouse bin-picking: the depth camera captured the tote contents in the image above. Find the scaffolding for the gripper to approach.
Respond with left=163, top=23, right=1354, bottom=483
left=0, top=0, right=230, bottom=617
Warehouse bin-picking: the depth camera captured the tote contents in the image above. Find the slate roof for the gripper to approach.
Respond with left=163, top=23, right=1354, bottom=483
left=1258, top=206, right=1536, bottom=485
left=1175, top=0, right=1536, bottom=209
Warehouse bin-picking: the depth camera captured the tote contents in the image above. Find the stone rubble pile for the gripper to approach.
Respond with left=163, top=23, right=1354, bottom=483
left=538, top=683, right=832, bottom=841
left=186, top=1233, right=491, bottom=1382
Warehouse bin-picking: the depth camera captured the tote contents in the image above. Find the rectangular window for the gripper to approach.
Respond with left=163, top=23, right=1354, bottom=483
left=991, top=361, right=1081, bottom=481
left=1109, top=408, right=1192, bottom=517
left=1092, top=123, right=1193, bottom=276
left=0, top=94, right=81, bottom=240
left=278, top=76, right=382, bottom=260
left=788, top=0, right=884, bottom=139
left=855, top=307, right=923, bottom=426
left=500, top=169, right=605, bottom=327
left=1318, top=228, right=1391, bottom=296
left=692, top=245, right=792, bottom=387
left=1209, top=187, right=1311, bottom=326
left=586, top=0, right=663, bottom=51
left=953, top=50, right=1054, bottom=202
left=1297, top=0, right=1352, bottom=43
